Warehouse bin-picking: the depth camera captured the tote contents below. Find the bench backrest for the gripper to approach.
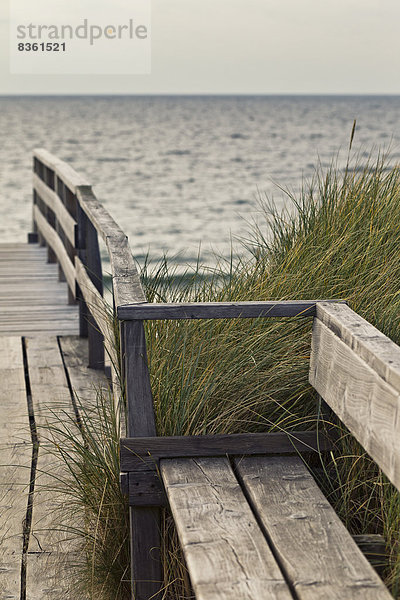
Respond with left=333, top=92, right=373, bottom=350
left=310, top=302, right=400, bottom=492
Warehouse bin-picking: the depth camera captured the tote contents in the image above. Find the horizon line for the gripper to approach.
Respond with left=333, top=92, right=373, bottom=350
left=1, top=92, right=400, bottom=98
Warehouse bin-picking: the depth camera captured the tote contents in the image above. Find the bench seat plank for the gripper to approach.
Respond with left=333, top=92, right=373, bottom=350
left=161, top=457, right=293, bottom=600
left=235, top=456, right=392, bottom=600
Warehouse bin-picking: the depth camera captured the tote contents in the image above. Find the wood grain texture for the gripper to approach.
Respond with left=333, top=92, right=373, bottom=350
left=107, top=235, right=146, bottom=305
left=24, top=337, right=75, bottom=552
left=84, top=216, right=105, bottom=369
left=33, top=206, right=76, bottom=295
left=310, top=319, right=400, bottom=492
left=161, top=457, right=292, bottom=600
left=33, top=173, right=76, bottom=246
left=120, top=430, right=331, bottom=472
left=59, top=336, right=110, bottom=408
left=77, top=187, right=146, bottom=306
left=76, top=186, right=125, bottom=244
left=75, top=256, right=111, bottom=341
left=0, top=244, right=78, bottom=336
left=24, top=336, right=82, bottom=598
left=127, top=470, right=167, bottom=506
left=235, top=456, right=392, bottom=600
left=117, top=300, right=344, bottom=321
left=122, top=320, right=156, bottom=439
left=316, top=301, right=400, bottom=392
left=0, top=337, right=31, bottom=600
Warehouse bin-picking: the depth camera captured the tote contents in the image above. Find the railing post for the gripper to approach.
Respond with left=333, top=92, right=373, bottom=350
left=76, top=202, right=104, bottom=370
left=44, top=167, right=57, bottom=264
left=121, top=319, right=163, bottom=600
left=29, top=187, right=39, bottom=244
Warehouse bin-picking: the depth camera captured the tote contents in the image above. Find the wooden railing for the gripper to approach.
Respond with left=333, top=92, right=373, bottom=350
left=32, top=148, right=146, bottom=372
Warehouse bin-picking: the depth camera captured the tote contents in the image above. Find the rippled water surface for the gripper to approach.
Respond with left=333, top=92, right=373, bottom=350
left=1, top=95, right=400, bottom=267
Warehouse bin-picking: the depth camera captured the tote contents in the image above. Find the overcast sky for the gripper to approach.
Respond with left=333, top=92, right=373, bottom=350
left=1, top=0, right=399, bottom=95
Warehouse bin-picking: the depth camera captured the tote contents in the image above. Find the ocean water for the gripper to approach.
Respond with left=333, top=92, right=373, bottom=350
left=1, top=95, right=400, bottom=268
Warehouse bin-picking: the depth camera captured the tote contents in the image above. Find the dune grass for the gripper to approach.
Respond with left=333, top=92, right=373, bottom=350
left=48, top=152, right=400, bottom=598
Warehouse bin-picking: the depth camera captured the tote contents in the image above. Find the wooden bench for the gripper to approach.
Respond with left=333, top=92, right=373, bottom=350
left=120, top=300, right=399, bottom=600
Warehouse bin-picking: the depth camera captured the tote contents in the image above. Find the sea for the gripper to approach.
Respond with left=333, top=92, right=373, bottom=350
left=1, top=95, right=400, bottom=270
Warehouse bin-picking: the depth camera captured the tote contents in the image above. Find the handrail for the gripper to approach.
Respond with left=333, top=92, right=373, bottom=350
left=33, top=148, right=145, bottom=306
left=117, top=299, right=346, bottom=320
left=32, top=148, right=146, bottom=370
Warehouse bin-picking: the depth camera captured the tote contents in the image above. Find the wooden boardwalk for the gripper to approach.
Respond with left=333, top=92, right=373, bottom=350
left=0, top=243, right=107, bottom=599
left=0, top=244, right=78, bottom=336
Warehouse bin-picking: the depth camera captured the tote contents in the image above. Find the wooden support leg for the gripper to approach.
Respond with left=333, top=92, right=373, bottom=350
left=88, top=313, right=104, bottom=370
left=130, top=508, right=162, bottom=600
left=58, top=265, right=66, bottom=282
left=122, top=320, right=163, bottom=600
left=47, top=245, right=57, bottom=263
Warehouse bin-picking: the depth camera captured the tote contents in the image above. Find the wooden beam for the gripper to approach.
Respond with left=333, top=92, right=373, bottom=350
left=118, top=300, right=345, bottom=321
left=0, top=337, right=31, bottom=600
left=120, top=430, right=331, bottom=472
left=316, top=301, right=400, bottom=393
left=107, top=235, right=146, bottom=306
left=33, top=205, right=76, bottom=296
left=33, top=174, right=76, bottom=246
left=75, top=257, right=111, bottom=341
left=310, top=319, right=400, bottom=493
left=76, top=188, right=146, bottom=306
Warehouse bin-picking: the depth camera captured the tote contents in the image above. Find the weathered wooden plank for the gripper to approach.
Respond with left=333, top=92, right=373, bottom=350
left=127, top=470, right=167, bottom=506
left=58, top=336, right=110, bottom=408
left=75, top=256, right=111, bottom=342
left=120, top=430, right=330, bottom=472
left=107, top=235, right=146, bottom=306
left=76, top=186, right=125, bottom=243
left=0, top=323, right=78, bottom=332
left=24, top=337, right=76, bottom=550
left=161, top=457, right=292, bottom=600
left=24, top=337, right=80, bottom=597
left=316, top=302, right=400, bottom=393
left=0, top=307, right=78, bottom=316
left=33, top=174, right=77, bottom=245
left=33, top=205, right=76, bottom=295
left=122, top=320, right=156, bottom=439
left=24, top=552, right=77, bottom=599
left=77, top=187, right=146, bottom=306
left=117, top=300, right=344, bottom=321
left=0, top=329, right=77, bottom=337
left=0, top=285, right=68, bottom=294
left=310, top=319, right=400, bottom=492
left=0, top=337, right=31, bottom=600
left=353, top=534, right=387, bottom=575
left=235, top=456, right=392, bottom=599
